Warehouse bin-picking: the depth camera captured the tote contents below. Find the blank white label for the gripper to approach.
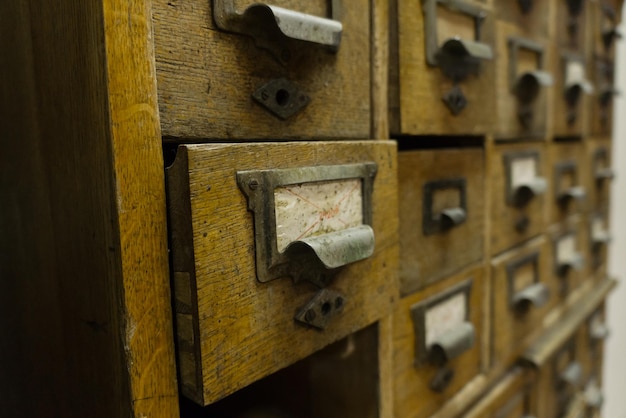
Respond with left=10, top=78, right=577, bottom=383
left=557, top=235, right=577, bottom=263
left=511, top=157, right=537, bottom=189
left=425, top=292, right=467, bottom=348
left=274, top=179, right=363, bottom=252
left=565, top=61, right=585, bottom=85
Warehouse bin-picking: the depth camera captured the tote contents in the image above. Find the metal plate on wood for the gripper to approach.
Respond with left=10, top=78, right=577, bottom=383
left=252, top=78, right=310, bottom=120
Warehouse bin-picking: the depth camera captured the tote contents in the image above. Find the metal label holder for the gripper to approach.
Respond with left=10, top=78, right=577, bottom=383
left=503, top=149, right=547, bottom=207
left=423, top=177, right=468, bottom=235
left=506, top=251, right=549, bottom=312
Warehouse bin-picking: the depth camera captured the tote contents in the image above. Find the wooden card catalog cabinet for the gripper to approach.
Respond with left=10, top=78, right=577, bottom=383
left=166, top=141, right=398, bottom=405
left=490, top=143, right=548, bottom=256
left=549, top=142, right=587, bottom=224
left=393, top=265, right=485, bottom=418
left=398, top=147, right=484, bottom=295
left=553, top=54, right=593, bottom=138
left=390, top=0, right=495, bottom=135
left=490, top=236, right=552, bottom=369
left=494, top=23, right=553, bottom=139
left=152, top=0, right=372, bottom=140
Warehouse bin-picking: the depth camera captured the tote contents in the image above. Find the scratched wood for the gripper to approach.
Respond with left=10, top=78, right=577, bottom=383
left=548, top=141, right=587, bottom=225
left=0, top=0, right=180, bottom=417
left=389, top=0, right=496, bottom=135
left=392, top=264, right=486, bottom=418
left=490, top=236, right=555, bottom=371
left=398, top=147, right=485, bottom=295
left=167, top=141, right=399, bottom=405
left=463, top=368, right=537, bottom=418
left=493, top=21, right=552, bottom=140
left=489, top=141, right=549, bottom=256
left=151, top=0, right=372, bottom=140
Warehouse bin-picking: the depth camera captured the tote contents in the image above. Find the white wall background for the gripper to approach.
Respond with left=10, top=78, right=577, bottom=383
left=604, top=8, right=626, bottom=418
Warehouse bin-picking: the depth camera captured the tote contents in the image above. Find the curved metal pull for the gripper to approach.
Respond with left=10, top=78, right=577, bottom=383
left=429, top=322, right=475, bottom=366
left=564, top=79, right=593, bottom=106
left=514, top=71, right=554, bottom=103
left=558, top=186, right=586, bottom=203
left=602, top=28, right=622, bottom=50
left=513, top=177, right=547, bottom=207
left=440, top=207, right=467, bottom=230
left=590, top=321, right=610, bottom=341
left=599, top=87, right=620, bottom=107
left=213, top=0, right=342, bottom=51
left=560, top=362, right=582, bottom=386
left=513, top=282, right=549, bottom=311
left=592, top=228, right=612, bottom=246
left=584, top=381, right=604, bottom=409
left=596, top=167, right=615, bottom=181
left=436, top=38, right=494, bottom=81
left=557, top=253, right=585, bottom=275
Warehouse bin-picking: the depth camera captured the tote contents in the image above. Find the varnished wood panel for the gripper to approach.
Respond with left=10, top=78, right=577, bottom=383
left=490, top=141, right=549, bottom=256
left=167, top=141, right=399, bottom=405
left=393, top=264, right=486, bottom=418
left=391, top=0, right=495, bottom=135
left=0, top=0, right=180, bottom=416
left=152, top=0, right=372, bottom=140
left=398, top=147, right=485, bottom=295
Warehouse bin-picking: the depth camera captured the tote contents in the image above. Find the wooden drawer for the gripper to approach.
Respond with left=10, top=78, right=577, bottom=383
left=166, top=141, right=398, bottom=405
left=589, top=56, right=617, bottom=137
left=552, top=52, right=592, bottom=139
left=493, top=0, right=551, bottom=38
left=585, top=139, right=614, bottom=212
left=548, top=142, right=587, bottom=224
left=555, top=0, right=590, bottom=53
left=398, top=147, right=484, bottom=295
left=546, top=215, right=587, bottom=302
left=494, top=22, right=553, bottom=140
left=390, top=0, right=495, bottom=135
left=393, top=264, right=485, bottom=418
left=463, top=368, right=536, bottom=418
left=587, top=210, right=611, bottom=280
left=490, top=142, right=548, bottom=256
left=491, top=236, right=553, bottom=369
left=589, top=0, right=623, bottom=60
left=152, top=0, right=372, bottom=140
left=578, top=307, right=607, bottom=418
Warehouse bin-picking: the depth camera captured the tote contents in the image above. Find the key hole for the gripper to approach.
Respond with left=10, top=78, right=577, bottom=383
left=275, top=89, right=290, bottom=107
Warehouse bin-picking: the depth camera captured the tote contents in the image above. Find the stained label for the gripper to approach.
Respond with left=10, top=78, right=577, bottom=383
left=511, top=156, right=537, bottom=189
left=425, top=292, right=467, bottom=347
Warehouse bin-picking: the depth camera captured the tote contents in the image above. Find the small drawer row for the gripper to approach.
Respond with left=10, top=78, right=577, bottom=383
left=399, top=139, right=613, bottom=296
left=390, top=0, right=622, bottom=138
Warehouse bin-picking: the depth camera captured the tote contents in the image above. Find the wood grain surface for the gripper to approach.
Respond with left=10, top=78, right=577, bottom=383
left=167, top=141, right=399, bottom=405
left=152, top=0, right=372, bottom=140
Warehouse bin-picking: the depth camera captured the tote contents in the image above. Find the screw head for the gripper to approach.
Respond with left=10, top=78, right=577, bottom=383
left=248, top=179, right=259, bottom=190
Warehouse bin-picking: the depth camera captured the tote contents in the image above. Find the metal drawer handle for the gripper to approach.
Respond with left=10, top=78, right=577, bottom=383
left=584, top=381, right=604, bottom=408
left=423, top=178, right=467, bottom=235
left=560, top=362, right=582, bottom=386
left=557, top=186, right=586, bottom=203
left=592, top=229, right=612, bottom=246
left=514, top=177, right=547, bottom=207
left=429, top=322, right=475, bottom=366
left=590, top=321, right=610, bottom=341
left=557, top=252, right=585, bottom=275
left=599, top=86, right=620, bottom=107
left=213, top=0, right=342, bottom=51
left=423, top=0, right=493, bottom=80
left=595, top=167, right=615, bottom=181
left=513, top=282, right=549, bottom=311
left=509, top=37, right=553, bottom=102
left=439, top=207, right=467, bottom=229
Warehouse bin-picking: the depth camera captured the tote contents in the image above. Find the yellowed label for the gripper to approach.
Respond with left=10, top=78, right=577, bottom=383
left=511, top=156, right=537, bottom=189
left=557, top=235, right=577, bottom=264
left=425, top=292, right=467, bottom=347
left=274, top=179, right=363, bottom=252
left=565, top=61, right=585, bottom=85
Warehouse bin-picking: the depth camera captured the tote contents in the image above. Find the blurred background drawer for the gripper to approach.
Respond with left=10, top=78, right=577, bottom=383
left=490, top=141, right=548, bottom=256
left=493, top=0, right=551, bottom=38
left=390, top=0, right=495, bottom=135
left=398, top=146, right=484, bottom=295
left=548, top=141, right=587, bottom=224
left=166, top=141, right=398, bottom=405
left=585, top=139, right=614, bottom=212
left=546, top=215, right=587, bottom=302
left=152, top=0, right=372, bottom=140
left=552, top=52, right=592, bottom=139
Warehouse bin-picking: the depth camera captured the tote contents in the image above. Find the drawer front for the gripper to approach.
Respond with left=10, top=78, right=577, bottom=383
left=494, top=22, right=553, bottom=140
left=153, top=0, right=371, bottom=140
left=587, top=210, right=611, bottom=280
left=548, top=142, right=587, bottom=224
left=494, top=0, right=551, bottom=38
left=578, top=307, right=608, bottom=417
left=491, top=236, right=553, bottom=368
left=536, top=339, right=584, bottom=418
left=490, top=142, right=548, bottom=256
left=590, top=0, right=622, bottom=61
left=463, top=368, right=536, bottom=418
left=166, top=141, right=398, bottom=404
left=546, top=215, right=586, bottom=301
left=393, top=0, right=495, bottom=135
left=393, top=264, right=485, bottom=418
left=585, top=140, right=613, bottom=212
left=555, top=0, right=589, bottom=53
left=552, top=52, right=592, bottom=138
left=589, top=56, right=617, bottom=136
left=399, top=147, right=484, bottom=295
